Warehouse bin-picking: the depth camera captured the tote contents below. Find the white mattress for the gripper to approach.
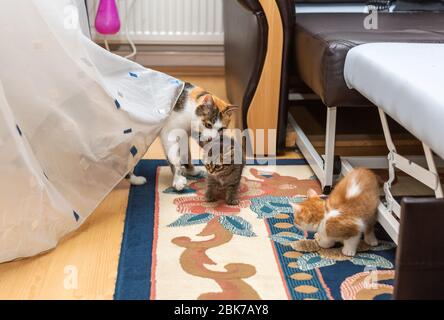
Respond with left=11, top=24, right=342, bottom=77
left=344, top=43, right=444, bottom=159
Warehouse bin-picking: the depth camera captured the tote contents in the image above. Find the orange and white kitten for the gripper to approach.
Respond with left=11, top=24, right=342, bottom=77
left=290, top=168, right=380, bottom=256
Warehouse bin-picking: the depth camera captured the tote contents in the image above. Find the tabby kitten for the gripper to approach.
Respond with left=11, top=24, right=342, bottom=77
left=128, top=82, right=238, bottom=189
left=202, top=135, right=245, bottom=205
left=290, top=168, right=380, bottom=256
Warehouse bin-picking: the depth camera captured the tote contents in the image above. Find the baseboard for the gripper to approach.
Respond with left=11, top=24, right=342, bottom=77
left=98, top=43, right=225, bottom=69
left=121, top=50, right=224, bottom=68
left=151, top=66, right=225, bottom=76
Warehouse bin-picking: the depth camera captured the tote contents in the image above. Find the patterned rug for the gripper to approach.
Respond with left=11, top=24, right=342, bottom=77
left=114, top=159, right=396, bottom=300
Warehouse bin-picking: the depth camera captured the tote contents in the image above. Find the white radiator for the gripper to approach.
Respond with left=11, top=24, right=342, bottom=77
left=87, top=0, right=224, bottom=45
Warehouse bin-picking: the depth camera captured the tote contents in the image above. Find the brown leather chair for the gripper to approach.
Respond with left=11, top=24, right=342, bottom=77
left=224, top=0, right=268, bottom=136
left=224, top=0, right=303, bottom=154
left=294, top=11, right=444, bottom=108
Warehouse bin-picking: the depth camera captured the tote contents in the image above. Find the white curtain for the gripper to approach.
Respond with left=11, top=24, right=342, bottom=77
left=0, top=0, right=183, bottom=263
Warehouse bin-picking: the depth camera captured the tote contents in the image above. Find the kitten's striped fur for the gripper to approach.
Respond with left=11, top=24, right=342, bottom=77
left=203, top=135, right=245, bottom=205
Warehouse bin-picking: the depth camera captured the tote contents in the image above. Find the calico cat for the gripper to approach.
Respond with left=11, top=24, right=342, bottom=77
left=290, top=168, right=380, bottom=256
left=127, top=82, right=237, bottom=190
left=202, top=135, right=245, bottom=205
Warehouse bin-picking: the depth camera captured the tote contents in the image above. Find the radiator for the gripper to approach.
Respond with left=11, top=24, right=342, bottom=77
left=87, top=0, right=224, bottom=45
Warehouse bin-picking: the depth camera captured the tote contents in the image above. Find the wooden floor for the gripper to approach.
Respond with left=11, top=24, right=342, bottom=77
left=0, top=72, right=299, bottom=300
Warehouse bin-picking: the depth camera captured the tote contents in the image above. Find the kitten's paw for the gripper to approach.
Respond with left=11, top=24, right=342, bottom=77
left=315, top=233, right=335, bottom=248
left=130, top=175, right=147, bottom=186
left=173, top=176, right=187, bottom=191
left=185, top=166, right=204, bottom=177
left=364, top=236, right=379, bottom=247
left=341, top=247, right=357, bottom=257
left=226, top=199, right=239, bottom=206
left=317, top=238, right=335, bottom=249
left=205, top=196, right=217, bottom=202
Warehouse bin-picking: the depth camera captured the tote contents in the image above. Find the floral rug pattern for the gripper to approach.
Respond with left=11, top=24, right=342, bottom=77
left=117, top=160, right=396, bottom=300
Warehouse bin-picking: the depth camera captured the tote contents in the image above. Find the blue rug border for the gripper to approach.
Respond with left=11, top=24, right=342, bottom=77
left=114, top=158, right=308, bottom=300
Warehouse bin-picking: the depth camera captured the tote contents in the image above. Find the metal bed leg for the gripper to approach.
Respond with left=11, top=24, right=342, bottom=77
left=288, top=107, right=338, bottom=194
left=323, top=107, right=337, bottom=194
left=377, top=108, right=444, bottom=244
left=378, top=108, right=401, bottom=217
left=423, top=143, right=444, bottom=198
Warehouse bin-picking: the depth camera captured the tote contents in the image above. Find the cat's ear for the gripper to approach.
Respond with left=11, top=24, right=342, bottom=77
left=196, top=104, right=211, bottom=116
left=289, top=202, right=302, bottom=214
left=201, top=94, right=215, bottom=106
left=222, top=105, right=238, bottom=117
left=307, top=189, right=319, bottom=198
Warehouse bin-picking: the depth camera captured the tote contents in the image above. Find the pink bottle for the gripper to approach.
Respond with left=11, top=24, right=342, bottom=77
left=95, top=0, right=121, bottom=35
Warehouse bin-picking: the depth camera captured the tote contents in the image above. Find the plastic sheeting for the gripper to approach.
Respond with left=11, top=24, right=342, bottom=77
left=0, top=0, right=183, bottom=263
